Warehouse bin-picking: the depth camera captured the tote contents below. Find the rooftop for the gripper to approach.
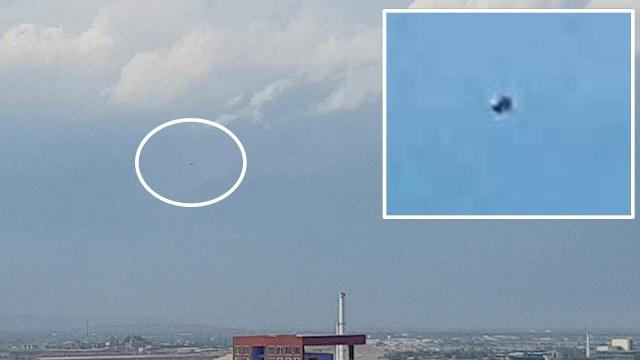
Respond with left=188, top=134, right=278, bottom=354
left=233, top=335, right=366, bottom=346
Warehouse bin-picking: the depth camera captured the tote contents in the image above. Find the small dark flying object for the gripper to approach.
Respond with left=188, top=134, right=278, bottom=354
left=188, top=162, right=194, bottom=166
left=490, top=95, right=513, bottom=114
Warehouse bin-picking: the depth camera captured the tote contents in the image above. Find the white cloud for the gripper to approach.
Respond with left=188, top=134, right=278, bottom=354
left=0, top=1, right=209, bottom=118
left=228, top=18, right=380, bottom=72
left=0, top=22, right=112, bottom=69
left=111, top=28, right=217, bottom=106
left=1, top=2, right=382, bottom=119
left=0, top=0, right=200, bottom=70
left=224, top=93, right=244, bottom=108
left=87, top=0, right=205, bottom=52
left=409, top=0, right=588, bottom=8
left=315, top=65, right=379, bottom=115
left=248, top=79, right=293, bottom=111
left=2, top=0, right=636, bottom=122
left=110, top=16, right=380, bottom=111
left=586, top=0, right=636, bottom=7
left=218, top=78, right=294, bottom=124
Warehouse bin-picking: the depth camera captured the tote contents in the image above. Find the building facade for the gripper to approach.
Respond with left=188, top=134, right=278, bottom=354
left=232, top=335, right=365, bottom=360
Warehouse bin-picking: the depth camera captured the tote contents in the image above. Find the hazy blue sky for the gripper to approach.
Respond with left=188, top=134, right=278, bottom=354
left=0, top=0, right=639, bottom=332
left=387, top=12, right=632, bottom=216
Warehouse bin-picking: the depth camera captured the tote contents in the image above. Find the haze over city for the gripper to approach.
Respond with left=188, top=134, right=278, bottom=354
left=0, top=0, right=639, bottom=338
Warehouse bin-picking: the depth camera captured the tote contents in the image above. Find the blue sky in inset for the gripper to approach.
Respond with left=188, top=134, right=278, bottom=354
left=386, top=12, right=632, bottom=215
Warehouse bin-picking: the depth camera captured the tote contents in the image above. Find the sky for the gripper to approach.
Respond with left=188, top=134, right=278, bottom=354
left=139, top=122, right=244, bottom=204
left=0, top=0, right=639, bottom=332
left=386, top=12, right=632, bottom=216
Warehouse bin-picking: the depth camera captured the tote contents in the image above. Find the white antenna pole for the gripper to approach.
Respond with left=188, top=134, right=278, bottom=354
left=586, top=332, right=591, bottom=359
left=336, top=291, right=346, bottom=360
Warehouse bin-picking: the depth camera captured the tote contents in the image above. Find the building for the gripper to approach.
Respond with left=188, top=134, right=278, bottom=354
left=594, top=351, right=635, bottom=360
left=232, top=335, right=366, bottom=360
left=610, top=339, right=632, bottom=352
left=507, top=351, right=549, bottom=360
left=594, top=337, right=637, bottom=360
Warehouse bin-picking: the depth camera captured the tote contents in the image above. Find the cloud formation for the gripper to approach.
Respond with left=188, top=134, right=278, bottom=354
left=315, top=65, right=379, bottom=115
left=111, top=29, right=217, bottom=106
left=0, top=1, right=381, bottom=121
left=409, top=0, right=589, bottom=8
left=0, top=22, right=112, bottom=68
left=218, top=78, right=294, bottom=124
left=1, top=0, right=636, bottom=123
left=111, top=16, right=380, bottom=114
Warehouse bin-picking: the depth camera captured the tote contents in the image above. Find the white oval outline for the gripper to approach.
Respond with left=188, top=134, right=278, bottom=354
left=134, top=118, right=247, bottom=208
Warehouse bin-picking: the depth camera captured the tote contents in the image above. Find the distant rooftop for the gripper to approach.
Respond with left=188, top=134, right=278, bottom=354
left=233, top=334, right=366, bottom=346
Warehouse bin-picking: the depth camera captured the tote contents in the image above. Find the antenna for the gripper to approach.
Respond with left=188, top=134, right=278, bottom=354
left=336, top=291, right=346, bottom=360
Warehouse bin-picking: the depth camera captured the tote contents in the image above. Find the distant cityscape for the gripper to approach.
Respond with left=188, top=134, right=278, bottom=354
left=2, top=295, right=638, bottom=360
left=2, top=325, right=639, bottom=360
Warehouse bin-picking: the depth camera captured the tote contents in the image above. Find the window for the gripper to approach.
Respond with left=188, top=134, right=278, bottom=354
left=285, top=347, right=291, bottom=355
left=268, top=347, right=275, bottom=355
left=277, top=347, right=282, bottom=355
left=294, top=348, right=301, bottom=355
left=235, top=347, right=241, bottom=355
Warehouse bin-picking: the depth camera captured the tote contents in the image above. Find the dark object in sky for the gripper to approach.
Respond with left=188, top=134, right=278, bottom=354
left=188, top=162, right=194, bottom=166
left=490, top=95, right=513, bottom=114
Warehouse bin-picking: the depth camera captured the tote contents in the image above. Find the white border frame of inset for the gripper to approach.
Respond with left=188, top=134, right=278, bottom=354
left=135, top=118, right=247, bottom=208
left=382, top=8, right=636, bottom=220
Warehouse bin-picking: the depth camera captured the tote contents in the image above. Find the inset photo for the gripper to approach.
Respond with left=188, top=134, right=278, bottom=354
left=383, top=9, right=635, bottom=219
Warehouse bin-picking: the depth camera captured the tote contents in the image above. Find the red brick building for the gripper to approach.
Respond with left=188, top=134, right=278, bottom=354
left=232, top=335, right=366, bottom=360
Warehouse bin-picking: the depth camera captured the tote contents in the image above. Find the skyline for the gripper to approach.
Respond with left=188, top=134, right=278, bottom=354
left=4, top=313, right=640, bottom=333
